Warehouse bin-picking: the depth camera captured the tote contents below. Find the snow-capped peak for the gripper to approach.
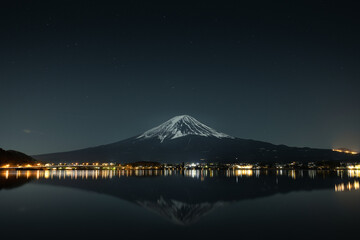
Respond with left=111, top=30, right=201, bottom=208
left=137, top=115, right=233, bottom=143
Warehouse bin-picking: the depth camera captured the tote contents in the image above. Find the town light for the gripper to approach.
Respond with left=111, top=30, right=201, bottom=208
left=332, top=148, right=358, bottom=155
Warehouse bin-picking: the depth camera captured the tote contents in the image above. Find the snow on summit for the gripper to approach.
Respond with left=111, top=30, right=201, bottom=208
left=137, top=115, right=233, bottom=142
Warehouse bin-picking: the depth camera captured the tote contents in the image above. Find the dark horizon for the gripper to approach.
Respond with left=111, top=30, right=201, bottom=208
left=1, top=1, right=360, bottom=155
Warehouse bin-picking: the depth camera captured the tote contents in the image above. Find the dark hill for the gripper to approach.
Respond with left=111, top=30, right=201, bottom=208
left=0, top=148, right=37, bottom=166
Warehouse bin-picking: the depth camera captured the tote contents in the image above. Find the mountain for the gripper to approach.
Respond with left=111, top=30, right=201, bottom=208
left=136, top=115, right=233, bottom=142
left=0, top=148, right=37, bottom=166
left=33, top=115, right=359, bottom=164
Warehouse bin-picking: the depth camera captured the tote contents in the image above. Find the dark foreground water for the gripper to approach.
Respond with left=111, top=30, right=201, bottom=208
left=0, top=169, right=359, bottom=240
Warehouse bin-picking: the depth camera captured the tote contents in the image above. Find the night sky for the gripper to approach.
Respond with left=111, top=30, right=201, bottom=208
left=1, top=0, right=359, bottom=155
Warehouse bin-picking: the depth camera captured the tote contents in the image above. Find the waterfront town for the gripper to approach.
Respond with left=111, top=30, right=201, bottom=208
left=1, top=160, right=359, bottom=171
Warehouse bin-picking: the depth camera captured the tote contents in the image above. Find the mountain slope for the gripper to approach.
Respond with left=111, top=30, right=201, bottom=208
left=0, top=148, right=37, bottom=166
left=33, top=115, right=359, bottom=164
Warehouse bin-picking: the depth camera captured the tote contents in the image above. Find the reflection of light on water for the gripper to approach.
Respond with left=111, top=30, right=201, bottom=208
left=11, top=169, right=57, bottom=179
left=347, top=170, right=360, bottom=178
left=185, top=170, right=200, bottom=179
left=2, top=169, right=358, bottom=182
left=288, top=170, right=296, bottom=180
left=308, top=170, right=316, bottom=179
left=234, top=170, right=253, bottom=177
left=335, top=181, right=360, bottom=192
left=336, top=170, right=344, bottom=178
left=336, top=170, right=360, bottom=178
left=183, top=169, right=255, bottom=179
left=44, top=170, right=50, bottom=179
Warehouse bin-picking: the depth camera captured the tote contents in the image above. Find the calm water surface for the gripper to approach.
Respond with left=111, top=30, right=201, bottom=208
left=0, top=169, right=359, bottom=240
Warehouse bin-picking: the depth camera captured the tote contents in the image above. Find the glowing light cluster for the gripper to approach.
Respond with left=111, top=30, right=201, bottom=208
left=347, top=165, right=360, bottom=170
left=234, top=165, right=253, bottom=169
left=332, top=149, right=358, bottom=155
left=335, top=181, right=360, bottom=192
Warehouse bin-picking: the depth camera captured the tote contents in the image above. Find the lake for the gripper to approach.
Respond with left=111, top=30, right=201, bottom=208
left=0, top=169, right=359, bottom=240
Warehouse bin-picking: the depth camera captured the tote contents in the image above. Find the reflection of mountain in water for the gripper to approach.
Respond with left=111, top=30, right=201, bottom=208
left=1, top=170, right=357, bottom=225
left=137, top=196, right=225, bottom=225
